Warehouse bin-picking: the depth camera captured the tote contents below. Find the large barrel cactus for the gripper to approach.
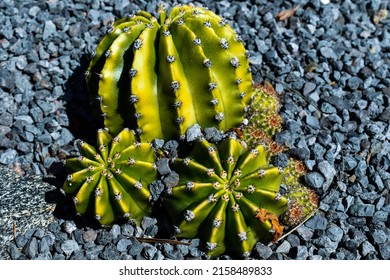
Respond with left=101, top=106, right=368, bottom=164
left=63, top=128, right=157, bottom=225
left=163, top=135, right=288, bottom=258
left=86, top=4, right=253, bottom=141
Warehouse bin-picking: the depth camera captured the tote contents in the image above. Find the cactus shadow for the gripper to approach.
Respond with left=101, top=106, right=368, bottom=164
left=62, top=53, right=101, bottom=145
left=43, top=164, right=102, bottom=229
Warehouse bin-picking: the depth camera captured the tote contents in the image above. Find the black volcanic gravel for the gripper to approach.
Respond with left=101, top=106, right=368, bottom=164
left=1, top=0, right=390, bottom=260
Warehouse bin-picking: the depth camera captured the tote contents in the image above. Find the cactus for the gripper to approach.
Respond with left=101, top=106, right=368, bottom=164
left=242, top=82, right=283, bottom=149
left=86, top=4, right=253, bottom=141
left=63, top=128, right=157, bottom=225
left=162, top=134, right=288, bottom=258
left=279, top=158, right=319, bottom=227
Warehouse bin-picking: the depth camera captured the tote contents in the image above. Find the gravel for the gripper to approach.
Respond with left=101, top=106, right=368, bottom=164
left=1, top=0, right=390, bottom=260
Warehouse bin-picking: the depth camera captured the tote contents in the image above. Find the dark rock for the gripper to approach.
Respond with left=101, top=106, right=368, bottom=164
left=60, top=240, right=79, bottom=257
left=141, top=216, right=157, bottom=231
left=288, top=147, right=310, bottom=160
left=101, top=243, right=120, bottom=260
left=8, top=243, right=23, bottom=260
left=156, top=158, right=171, bottom=175
left=128, top=237, right=143, bottom=256
left=350, top=204, right=375, bottom=217
left=117, top=238, right=132, bottom=252
left=163, top=140, right=179, bottom=158
left=378, top=241, right=390, bottom=259
left=204, top=127, right=223, bottom=143
left=149, top=180, right=165, bottom=201
left=296, top=226, right=314, bottom=241
left=82, top=230, right=98, bottom=243
left=326, top=225, right=343, bottom=242
left=295, top=246, right=308, bottom=260
left=62, top=220, right=77, bottom=235
left=361, top=241, right=376, bottom=257
left=186, top=124, right=202, bottom=142
left=85, top=244, right=104, bottom=260
left=121, top=224, right=134, bottom=237
left=22, top=237, right=39, bottom=259
left=162, top=171, right=179, bottom=189
left=109, top=224, right=121, bottom=240
left=142, top=244, right=158, bottom=260
left=370, top=229, right=387, bottom=244
left=306, top=215, right=328, bottom=230
left=96, top=230, right=113, bottom=246
left=304, top=172, right=325, bottom=189
left=276, top=240, right=291, bottom=253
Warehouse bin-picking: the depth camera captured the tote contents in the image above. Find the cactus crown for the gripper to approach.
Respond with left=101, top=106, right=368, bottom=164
left=163, top=135, right=288, bottom=258
left=63, top=128, right=157, bottom=225
left=86, top=4, right=253, bottom=141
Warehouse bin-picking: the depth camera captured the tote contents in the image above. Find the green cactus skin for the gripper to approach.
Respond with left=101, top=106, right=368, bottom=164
left=162, top=135, right=288, bottom=258
left=86, top=4, right=253, bottom=141
left=63, top=128, right=157, bottom=225
left=280, top=159, right=319, bottom=227
left=242, top=83, right=283, bottom=149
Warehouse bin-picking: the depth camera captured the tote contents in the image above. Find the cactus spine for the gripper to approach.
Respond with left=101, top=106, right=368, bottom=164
left=163, top=135, right=288, bottom=258
left=86, top=4, right=253, bottom=141
left=63, top=128, right=157, bottom=225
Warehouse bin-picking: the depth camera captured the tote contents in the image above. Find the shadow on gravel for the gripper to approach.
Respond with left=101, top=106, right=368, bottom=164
left=39, top=53, right=105, bottom=229
left=62, top=53, right=101, bottom=145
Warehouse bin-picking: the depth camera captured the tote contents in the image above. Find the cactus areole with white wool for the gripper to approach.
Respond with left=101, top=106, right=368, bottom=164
left=86, top=4, right=253, bottom=142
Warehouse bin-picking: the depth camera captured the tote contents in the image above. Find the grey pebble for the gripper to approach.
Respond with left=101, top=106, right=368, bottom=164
left=23, top=237, right=38, bottom=259
left=117, top=238, right=132, bottom=252
left=295, top=246, right=308, bottom=260
left=296, top=226, right=314, bottom=241
left=109, top=224, right=121, bottom=240
left=82, top=230, right=98, bottom=243
left=276, top=240, right=291, bottom=253
left=101, top=243, right=120, bottom=260
left=254, top=242, right=273, bottom=259
left=326, top=225, right=343, bottom=242
left=96, top=230, right=113, bottom=246
left=60, top=240, right=79, bottom=257
left=185, top=124, right=202, bottom=142
left=361, top=241, right=376, bottom=257
left=304, top=171, right=325, bottom=189
left=43, top=20, right=56, bottom=40
left=378, top=241, right=390, bottom=260
left=350, top=204, right=375, bottom=217
left=156, top=158, right=171, bottom=175
left=204, top=127, right=223, bottom=142
left=306, top=215, right=328, bottom=230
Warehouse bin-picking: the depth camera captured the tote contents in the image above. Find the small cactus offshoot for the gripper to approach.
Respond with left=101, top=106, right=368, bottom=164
left=63, top=128, right=157, bottom=225
left=163, top=135, right=288, bottom=258
left=242, top=82, right=283, bottom=148
left=86, top=4, right=253, bottom=141
left=280, top=159, right=319, bottom=227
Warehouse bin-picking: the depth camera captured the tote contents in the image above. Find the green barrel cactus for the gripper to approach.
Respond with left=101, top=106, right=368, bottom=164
left=163, top=135, right=288, bottom=258
left=86, top=4, right=253, bottom=141
left=63, top=128, right=157, bottom=225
